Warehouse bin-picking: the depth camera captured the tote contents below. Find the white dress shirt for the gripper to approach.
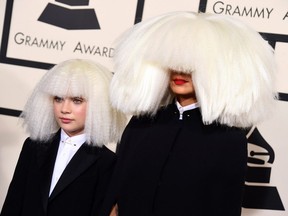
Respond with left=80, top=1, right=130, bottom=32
left=49, top=129, right=86, bottom=196
left=176, top=101, right=199, bottom=120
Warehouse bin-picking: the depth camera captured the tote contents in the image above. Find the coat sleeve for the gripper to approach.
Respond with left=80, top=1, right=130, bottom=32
left=1, top=138, right=35, bottom=216
left=99, top=116, right=149, bottom=216
left=99, top=121, right=134, bottom=216
left=91, top=146, right=117, bottom=216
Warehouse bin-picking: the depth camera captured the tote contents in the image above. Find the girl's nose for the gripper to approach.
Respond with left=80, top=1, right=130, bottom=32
left=61, top=100, right=71, bottom=114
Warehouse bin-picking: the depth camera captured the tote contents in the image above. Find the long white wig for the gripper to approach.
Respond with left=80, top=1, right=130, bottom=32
left=21, top=59, right=127, bottom=146
left=110, top=11, right=278, bottom=128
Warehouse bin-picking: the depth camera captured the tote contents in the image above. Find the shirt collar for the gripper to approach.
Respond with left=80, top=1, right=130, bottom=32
left=60, top=129, right=86, bottom=147
left=175, top=101, right=199, bottom=120
left=175, top=100, right=199, bottom=112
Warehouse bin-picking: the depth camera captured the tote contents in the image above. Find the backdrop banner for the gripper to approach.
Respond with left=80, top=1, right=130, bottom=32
left=0, top=0, right=287, bottom=215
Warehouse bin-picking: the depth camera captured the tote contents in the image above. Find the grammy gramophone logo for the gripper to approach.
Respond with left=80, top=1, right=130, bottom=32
left=38, top=0, right=100, bottom=30
left=243, top=127, right=285, bottom=211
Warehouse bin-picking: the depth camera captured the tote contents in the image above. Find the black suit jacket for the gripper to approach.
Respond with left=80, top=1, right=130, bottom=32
left=1, top=131, right=116, bottom=216
left=104, top=103, right=247, bottom=216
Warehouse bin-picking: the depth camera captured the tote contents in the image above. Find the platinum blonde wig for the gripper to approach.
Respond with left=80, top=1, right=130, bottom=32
left=21, top=59, right=127, bottom=146
left=110, top=11, right=278, bottom=128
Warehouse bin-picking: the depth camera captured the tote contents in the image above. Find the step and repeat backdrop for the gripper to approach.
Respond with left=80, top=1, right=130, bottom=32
left=0, top=0, right=287, bottom=215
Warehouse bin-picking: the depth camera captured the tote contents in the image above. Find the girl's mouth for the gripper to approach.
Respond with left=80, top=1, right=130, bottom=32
left=60, top=118, right=72, bottom=124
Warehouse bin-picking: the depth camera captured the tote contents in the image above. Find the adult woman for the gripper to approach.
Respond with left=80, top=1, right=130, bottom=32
left=105, top=12, right=278, bottom=216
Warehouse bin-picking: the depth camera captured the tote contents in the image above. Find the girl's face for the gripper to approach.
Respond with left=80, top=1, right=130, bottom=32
left=53, top=96, right=87, bottom=137
left=169, top=70, right=197, bottom=106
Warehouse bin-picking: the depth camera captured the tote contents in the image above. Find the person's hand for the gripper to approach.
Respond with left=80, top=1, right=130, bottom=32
left=109, top=204, right=118, bottom=216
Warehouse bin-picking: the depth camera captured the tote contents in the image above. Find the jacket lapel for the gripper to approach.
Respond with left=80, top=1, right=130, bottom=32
left=48, top=144, right=100, bottom=201
left=36, top=132, right=60, bottom=214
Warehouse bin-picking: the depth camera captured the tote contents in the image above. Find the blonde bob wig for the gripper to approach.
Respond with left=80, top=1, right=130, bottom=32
left=110, top=11, right=278, bottom=128
left=21, top=59, right=127, bottom=146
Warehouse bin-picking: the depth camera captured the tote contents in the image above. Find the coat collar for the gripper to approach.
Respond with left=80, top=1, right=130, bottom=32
left=36, top=130, right=101, bottom=210
left=48, top=144, right=101, bottom=200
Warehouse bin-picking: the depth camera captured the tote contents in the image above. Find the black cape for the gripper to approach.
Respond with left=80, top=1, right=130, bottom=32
left=104, top=103, right=247, bottom=216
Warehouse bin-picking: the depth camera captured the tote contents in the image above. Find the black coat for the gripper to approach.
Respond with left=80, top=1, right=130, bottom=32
left=1, top=131, right=116, bottom=216
left=104, top=103, right=247, bottom=216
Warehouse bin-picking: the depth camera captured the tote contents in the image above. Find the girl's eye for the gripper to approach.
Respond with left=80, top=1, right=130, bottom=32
left=72, top=97, right=85, bottom=104
left=54, top=96, right=63, bottom=102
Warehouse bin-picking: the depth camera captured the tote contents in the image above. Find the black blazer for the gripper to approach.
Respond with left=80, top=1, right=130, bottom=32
left=1, top=131, right=116, bottom=216
left=104, top=104, right=247, bottom=216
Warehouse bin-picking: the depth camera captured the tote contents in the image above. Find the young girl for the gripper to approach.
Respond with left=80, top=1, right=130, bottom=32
left=1, top=59, right=127, bottom=216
